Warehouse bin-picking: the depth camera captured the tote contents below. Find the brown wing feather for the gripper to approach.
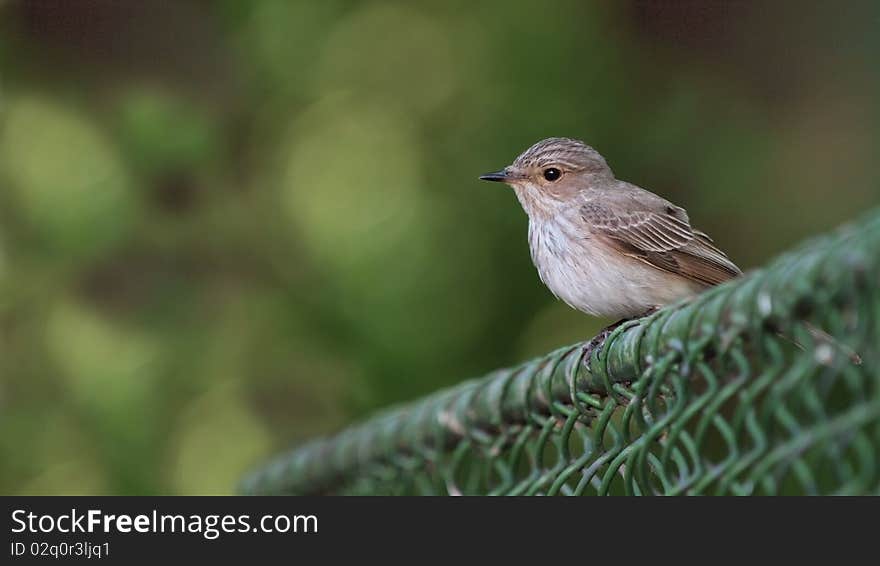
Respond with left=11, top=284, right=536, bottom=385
left=582, top=201, right=742, bottom=287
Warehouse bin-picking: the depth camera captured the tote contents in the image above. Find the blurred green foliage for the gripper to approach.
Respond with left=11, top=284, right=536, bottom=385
left=0, top=1, right=877, bottom=494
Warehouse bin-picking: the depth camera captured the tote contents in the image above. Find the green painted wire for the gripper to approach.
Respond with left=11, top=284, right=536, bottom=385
left=240, top=208, right=880, bottom=496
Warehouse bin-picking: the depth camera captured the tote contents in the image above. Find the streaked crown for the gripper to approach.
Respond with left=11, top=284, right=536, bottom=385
left=513, top=137, right=610, bottom=174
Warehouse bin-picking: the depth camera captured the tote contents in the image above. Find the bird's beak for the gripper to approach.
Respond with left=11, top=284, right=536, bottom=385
left=479, top=168, right=517, bottom=183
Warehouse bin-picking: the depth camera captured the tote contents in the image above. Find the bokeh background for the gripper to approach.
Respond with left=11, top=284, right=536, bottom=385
left=1, top=1, right=877, bottom=494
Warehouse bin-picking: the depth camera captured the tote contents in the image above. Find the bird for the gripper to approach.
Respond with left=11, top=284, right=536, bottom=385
left=479, top=137, right=742, bottom=360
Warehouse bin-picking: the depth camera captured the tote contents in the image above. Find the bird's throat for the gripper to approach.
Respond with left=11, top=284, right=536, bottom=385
left=513, top=185, right=561, bottom=221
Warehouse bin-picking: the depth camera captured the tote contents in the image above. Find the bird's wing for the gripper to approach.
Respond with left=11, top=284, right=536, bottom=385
left=581, top=199, right=742, bottom=287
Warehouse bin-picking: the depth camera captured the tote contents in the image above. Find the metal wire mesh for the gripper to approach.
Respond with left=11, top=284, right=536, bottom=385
left=241, top=209, right=880, bottom=495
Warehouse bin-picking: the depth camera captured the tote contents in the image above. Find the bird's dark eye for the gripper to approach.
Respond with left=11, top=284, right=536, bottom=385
left=543, top=167, right=561, bottom=181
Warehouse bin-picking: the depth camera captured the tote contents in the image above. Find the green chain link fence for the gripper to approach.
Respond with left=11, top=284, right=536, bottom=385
left=241, top=208, right=880, bottom=495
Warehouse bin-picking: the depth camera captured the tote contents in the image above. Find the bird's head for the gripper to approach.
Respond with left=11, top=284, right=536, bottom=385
left=480, top=137, right=613, bottom=216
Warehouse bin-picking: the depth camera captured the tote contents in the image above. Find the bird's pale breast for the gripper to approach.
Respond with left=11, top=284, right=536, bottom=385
left=528, top=212, right=701, bottom=319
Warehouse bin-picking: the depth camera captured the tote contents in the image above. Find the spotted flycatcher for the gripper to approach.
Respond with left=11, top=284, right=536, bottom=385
left=480, top=137, right=742, bottom=357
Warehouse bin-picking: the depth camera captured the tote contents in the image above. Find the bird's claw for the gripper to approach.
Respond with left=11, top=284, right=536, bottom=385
left=580, top=313, right=649, bottom=371
left=581, top=328, right=612, bottom=371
